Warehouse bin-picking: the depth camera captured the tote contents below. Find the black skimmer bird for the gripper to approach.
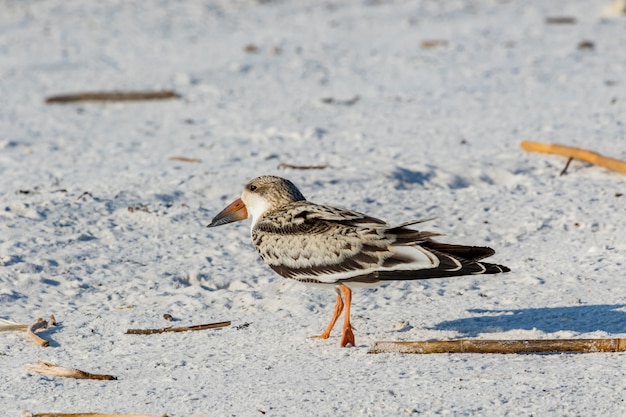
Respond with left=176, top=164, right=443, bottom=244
left=208, top=175, right=510, bottom=347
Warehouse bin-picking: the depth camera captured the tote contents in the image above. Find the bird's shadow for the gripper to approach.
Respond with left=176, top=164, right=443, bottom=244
left=431, top=304, right=626, bottom=337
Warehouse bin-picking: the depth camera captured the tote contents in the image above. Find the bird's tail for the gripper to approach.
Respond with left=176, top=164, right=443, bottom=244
left=377, top=241, right=510, bottom=281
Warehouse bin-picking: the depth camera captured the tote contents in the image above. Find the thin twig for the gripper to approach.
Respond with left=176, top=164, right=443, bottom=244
left=420, top=39, right=448, bottom=49
left=278, top=163, right=329, bottom=170
left=368, top=338, right=626, bottom=354
left=545, top=16, right=577, bottom=24
left=27, top=361, right=117, bottom=380
left=76, top=191, right=93, bottom=201
left=30, top=413, right=165, bottom=417
left=168, top=156, right=202, bottom=163
left=125, top=321, right=231, bottom=335
left=46, top=90, right=180, bottom=103
left=320, top=95, right=360, bottom=106
left=559, top=157, right=574, bottom=176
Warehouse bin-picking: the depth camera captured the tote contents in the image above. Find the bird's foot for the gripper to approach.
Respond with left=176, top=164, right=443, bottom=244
left=311, top=331, right=331, bottom=340
left=340, top=326, right=355, bottom=347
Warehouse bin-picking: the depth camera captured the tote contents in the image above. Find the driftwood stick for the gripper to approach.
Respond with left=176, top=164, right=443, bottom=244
left=27, top=361, right=117, bottom=380
left=420, top=39, right=448, bottom=48
left=168, top=156, right=202, bottom=163
left=278, top=163, right=329, bottom=170
left=27, top=318, right=50, bottom=347
left=521, top=141, right=626, bottom=174
left=1, top=316, right=55, bottom=346
left=0, top=318, right=29, bottom=331
left=125, top=320, right=231, bottom=335
left=30, top=413, right=165, bottom=417
left=545, top=16, right=577, bottom=24
left=45, top=90, right=180, bottom=104
left=368, top=338, right=626, bottom=354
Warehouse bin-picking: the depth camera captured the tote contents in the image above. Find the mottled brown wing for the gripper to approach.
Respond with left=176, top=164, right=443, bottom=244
left=251, top=203, right=440, bottom=284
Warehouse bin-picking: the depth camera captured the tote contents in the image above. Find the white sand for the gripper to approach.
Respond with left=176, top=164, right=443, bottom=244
left=1, top=1, right=625, bottom=415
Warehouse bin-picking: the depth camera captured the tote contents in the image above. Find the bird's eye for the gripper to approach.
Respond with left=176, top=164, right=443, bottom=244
left=249, top=185, right=257, bottom=191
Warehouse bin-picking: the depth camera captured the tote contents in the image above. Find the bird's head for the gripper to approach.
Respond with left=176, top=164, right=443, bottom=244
left=207, top=176, right=306, bottom=228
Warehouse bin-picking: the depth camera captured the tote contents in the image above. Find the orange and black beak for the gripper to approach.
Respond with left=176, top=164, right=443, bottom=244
left=207, top=198, right=248, bottom=227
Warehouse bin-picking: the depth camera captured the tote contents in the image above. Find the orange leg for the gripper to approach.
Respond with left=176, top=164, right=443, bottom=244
left=312, top=289, right=344, bottom=339
left=338, top=284, right=355, bottom=347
